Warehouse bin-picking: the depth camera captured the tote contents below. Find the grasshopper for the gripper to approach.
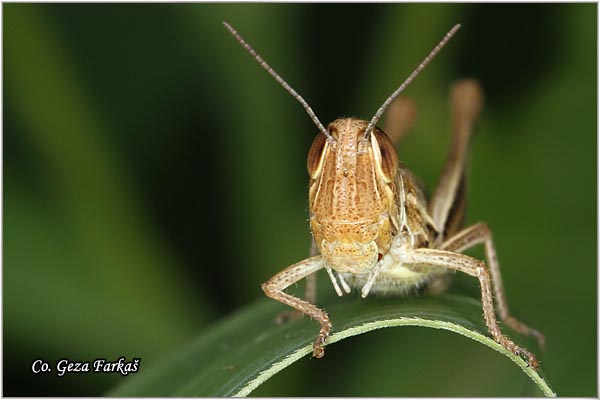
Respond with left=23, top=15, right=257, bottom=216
left=224, top=21, right=545, bottom=368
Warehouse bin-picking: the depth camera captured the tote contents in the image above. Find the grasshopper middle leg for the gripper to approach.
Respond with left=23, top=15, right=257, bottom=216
left=400, top=247, right=540, bottom=368
left=441, top=222, right=546, bottom=349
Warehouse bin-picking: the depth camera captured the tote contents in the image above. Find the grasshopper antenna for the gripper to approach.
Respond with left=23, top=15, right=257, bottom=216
left=223, top=21, right=332, bottom=141
left=364, top=24, right=461, bottom=139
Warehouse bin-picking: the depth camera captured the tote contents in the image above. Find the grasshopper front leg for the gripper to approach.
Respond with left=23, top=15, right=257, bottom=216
left=262, top=256, right=331, bottom=358
left=275, top=240, right=319, bottom=324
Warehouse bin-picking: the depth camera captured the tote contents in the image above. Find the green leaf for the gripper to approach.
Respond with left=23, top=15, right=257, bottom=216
left=109, top=293, right=555, bottom=397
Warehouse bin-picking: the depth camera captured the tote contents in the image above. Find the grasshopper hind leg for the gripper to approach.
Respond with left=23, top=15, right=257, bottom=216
left=441, top=223, right=546, bottom=349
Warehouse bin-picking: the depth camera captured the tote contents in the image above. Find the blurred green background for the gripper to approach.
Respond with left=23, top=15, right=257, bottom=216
left=4, top=3, right=596, bottom=396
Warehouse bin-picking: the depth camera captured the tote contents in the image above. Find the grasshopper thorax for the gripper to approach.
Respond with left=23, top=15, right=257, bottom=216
left=307, top=118, right=400, bottom=274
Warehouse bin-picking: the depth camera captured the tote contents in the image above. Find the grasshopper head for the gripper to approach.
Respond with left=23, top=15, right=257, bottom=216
left=307, top=118, right=399, bottom=274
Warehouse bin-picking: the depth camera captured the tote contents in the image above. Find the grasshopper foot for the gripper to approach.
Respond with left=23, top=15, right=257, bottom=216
left=312, top=325, right=331, bottom=359
left=516, top=347, right=539, bottom=369
left=498, top=336, right=539, bottom=369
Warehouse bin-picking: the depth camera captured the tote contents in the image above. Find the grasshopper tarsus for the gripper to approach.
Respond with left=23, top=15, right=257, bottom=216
left=517, top=346, right=540, bottom=370
left=494, top=333, right=539, bottom=368
left=312, top=326, right=331, bottom=359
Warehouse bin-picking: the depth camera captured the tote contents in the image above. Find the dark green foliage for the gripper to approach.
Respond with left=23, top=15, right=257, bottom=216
left=4, top=4, right=596, bottom=396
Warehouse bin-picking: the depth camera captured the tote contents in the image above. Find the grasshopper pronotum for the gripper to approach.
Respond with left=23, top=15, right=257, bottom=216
left=224, top=21, right=544, bottom=368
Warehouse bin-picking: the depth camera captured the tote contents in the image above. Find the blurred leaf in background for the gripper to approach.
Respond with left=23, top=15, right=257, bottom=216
left=3, top=3, right=596, bottom=396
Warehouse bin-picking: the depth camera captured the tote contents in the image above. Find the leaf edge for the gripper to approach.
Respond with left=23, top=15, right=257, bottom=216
left=234, top=316, right=556, bottom=397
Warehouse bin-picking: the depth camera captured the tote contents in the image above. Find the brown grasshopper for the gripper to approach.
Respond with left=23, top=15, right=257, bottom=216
left=224, top=21, right=545, bottom=368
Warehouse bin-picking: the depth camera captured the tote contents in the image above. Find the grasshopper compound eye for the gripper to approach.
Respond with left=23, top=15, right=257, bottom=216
left=307, top=132, right=328, bottom=180
left=370, top=128, right=399, bottom=184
